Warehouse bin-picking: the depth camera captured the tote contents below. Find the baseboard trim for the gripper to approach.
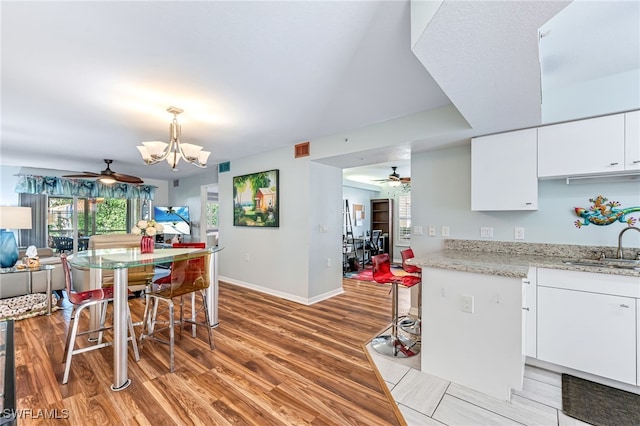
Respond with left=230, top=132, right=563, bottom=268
left=219, top=276, right=344, bottom=306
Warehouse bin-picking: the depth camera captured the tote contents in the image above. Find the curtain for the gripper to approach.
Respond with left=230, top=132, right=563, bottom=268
left=18, top=193, right=48, bottom=248
left=14, top=175, right=156, bottom=200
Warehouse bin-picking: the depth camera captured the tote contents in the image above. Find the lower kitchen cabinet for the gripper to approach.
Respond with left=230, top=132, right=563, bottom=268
left=522, top=268, right=536, bottom=358
left=537, top=273, right=638, bottom=385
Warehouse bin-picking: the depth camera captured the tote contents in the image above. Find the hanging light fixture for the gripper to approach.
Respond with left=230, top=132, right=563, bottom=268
left=137, top=106, right=211, bottom=171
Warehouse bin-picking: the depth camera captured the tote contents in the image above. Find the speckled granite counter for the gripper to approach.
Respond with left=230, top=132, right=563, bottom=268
left=408, top=239, right=640, bottom=278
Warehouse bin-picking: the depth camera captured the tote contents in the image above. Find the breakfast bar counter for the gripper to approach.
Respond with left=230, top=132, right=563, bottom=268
left=408, top=239, right=640, bottom=278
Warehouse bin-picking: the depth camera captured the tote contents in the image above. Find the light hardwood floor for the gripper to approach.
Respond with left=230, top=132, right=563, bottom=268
left=13, top=278, right=404, bottom=425
left=13, top=275, right=595, bottom=426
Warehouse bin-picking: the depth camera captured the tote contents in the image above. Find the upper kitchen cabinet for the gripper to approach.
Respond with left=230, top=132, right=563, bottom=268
left=538, top=113, right=626, bottom=177
left=471, top=128, right=538, bottom=211
left=625, top=110, right=640, bottom=171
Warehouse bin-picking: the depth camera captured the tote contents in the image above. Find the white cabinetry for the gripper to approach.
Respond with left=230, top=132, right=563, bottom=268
left=536, top=268, right=639, bottom=385
left=538, top=113, right=625, bottom=177
left=471, top=128, right=537, bottom=210
left=625, top=110, right=640, bottom=171
left=522, top=268, right=536, bottom=358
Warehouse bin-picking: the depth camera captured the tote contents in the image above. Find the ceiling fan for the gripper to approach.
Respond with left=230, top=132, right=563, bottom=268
left=373, top=166, right=411, bottom=184
left=63, top=159, right=144, bottom=184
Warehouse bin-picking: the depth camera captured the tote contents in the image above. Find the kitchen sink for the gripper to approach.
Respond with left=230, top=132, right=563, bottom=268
left=563, top=259, right=640, bottom=270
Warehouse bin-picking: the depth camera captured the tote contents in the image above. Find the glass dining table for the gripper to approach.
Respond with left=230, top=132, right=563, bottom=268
left=69, top=245, right=223, bottom=391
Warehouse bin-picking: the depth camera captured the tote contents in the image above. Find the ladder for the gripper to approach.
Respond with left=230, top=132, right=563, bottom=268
left=343, top=200, right=357, bottom=271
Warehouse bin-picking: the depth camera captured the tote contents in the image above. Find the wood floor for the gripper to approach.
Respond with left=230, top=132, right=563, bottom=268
left=14, top=278, right=404, bottom=425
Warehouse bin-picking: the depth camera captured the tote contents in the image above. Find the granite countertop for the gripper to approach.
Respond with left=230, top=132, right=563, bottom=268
left=408, top=240, right=640, bottom=279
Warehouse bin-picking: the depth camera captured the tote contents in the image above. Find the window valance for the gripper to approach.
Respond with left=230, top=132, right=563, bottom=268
left=15, top=175, right=155, bottom=200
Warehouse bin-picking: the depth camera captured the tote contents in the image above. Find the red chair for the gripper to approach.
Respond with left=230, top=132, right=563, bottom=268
left=400, top=248, right=422, bottom=335
left=139, top=242, right=213, bottom=372
left=370, top=253, right=421, bottom=358
left=401, top=248, right=421, bottom=274
left=60, top=255, right=140, bottom=385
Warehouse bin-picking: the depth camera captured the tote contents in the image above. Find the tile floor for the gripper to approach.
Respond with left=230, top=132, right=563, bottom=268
left=366, top=339, right=592, bottom=426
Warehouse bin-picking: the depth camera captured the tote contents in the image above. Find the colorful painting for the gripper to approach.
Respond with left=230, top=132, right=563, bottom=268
left=233, top=169, right=279, bottom=227
left=574, top=195, right=640, bottom=228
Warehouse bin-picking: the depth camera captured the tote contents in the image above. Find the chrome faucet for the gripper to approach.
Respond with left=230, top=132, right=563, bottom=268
left=616, top=226, right=640, bottom=259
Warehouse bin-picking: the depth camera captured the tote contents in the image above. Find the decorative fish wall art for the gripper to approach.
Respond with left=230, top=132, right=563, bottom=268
left=574, top=195, right=640, bottom=228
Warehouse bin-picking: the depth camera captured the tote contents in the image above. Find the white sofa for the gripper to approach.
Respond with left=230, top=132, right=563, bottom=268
left=0, top=248, right=65, bottom=299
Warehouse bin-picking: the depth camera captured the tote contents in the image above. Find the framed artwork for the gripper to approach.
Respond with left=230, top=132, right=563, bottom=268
left=233, top=169, right=279, bottom=227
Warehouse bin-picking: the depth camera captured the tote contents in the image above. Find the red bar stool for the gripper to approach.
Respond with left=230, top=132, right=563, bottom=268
left=400, top=248, right=422, bottom=335
left=60, top=255, right=140, bottom=385
left=138, top=245, right=213, bottom=372
left=370, top=253, right=421, bottom=358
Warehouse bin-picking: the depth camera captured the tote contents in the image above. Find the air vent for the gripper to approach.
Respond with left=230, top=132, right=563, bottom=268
left=294, top=141, right=310, bottom=158
left=173, top=179, right=179, bottom=187
left=218, top=161, right=231, bottom=173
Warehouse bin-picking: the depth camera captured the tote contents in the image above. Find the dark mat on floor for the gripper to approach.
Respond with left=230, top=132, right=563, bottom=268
left=562, top=373, right=640, bottom=426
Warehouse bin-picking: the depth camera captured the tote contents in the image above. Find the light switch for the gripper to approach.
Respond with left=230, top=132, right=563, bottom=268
left=442, top=226, right=450, bottom=237
left=428, top=226, right=436, bottom=237
left=413, top=226, right=423, bottom=236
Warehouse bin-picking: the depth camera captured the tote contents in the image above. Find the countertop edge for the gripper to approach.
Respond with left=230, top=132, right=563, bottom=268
left=409, top=250, right=640, bottom=279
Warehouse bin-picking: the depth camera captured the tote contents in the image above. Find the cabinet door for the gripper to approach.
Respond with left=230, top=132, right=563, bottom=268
left=522, top=269, right=536, bottom=358
left=626, top=110, right=640, bottom=171
left=538, top=113, right=625, bottom=177
left=537, top=286, right=636, bottom=384
left=471, top=128, right=537, bottom=211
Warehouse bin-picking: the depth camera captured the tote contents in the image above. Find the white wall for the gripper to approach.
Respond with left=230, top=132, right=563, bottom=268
left=411, top=145, right=640, bottom=256
left=167, top=171, right=218, bottom=241
left=218, top=146, right=316, bottom=303
left=308, top=162, right=344, bottom=302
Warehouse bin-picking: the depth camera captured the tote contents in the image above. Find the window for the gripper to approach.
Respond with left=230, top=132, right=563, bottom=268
left=206, top=191, right=219, bottom=231
left=47, top=197, right=132, bottom=250
left=398, top=194, right=411, bottom=244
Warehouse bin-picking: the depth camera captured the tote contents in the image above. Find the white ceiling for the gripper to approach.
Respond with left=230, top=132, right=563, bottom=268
left=1, top=1, right=636, bottom=184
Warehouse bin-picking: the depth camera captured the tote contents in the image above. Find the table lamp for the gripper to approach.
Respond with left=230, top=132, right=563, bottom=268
left=0, top=206, right=32, bottom=268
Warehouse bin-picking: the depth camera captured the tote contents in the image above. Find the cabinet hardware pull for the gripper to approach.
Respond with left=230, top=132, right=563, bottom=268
left=525, top=202, right=533, bottom=205
left=633, top=160, right=640, bottom=164
left=522, top=280, right=530, bottom=284
left=522, top=307, right=530, bottom=311
left=610, top=162, right=619, bottom=166
left=620, top=304, right=630, bottom=308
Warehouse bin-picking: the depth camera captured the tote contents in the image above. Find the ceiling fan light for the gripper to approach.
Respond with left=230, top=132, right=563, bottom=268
left=142, top=141, right=168, bottom=157
left=99, top=176, right=117, bottom=184
left=389, top=180, right=401, bottom=187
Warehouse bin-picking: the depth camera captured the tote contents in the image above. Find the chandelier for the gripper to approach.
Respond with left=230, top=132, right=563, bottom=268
left=137, top=106, right=210, bottom=171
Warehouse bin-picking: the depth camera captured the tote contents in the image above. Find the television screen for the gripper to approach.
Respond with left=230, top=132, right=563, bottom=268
left=153, top=206, right=190, bottom=234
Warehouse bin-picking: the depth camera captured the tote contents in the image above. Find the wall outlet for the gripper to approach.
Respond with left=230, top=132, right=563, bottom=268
left=514, top=227, right=525, bottom=240
left=442, top=226, right=450, bottom=237
left=245, top=253, right=250, bottom=262
left=326, top=258, right=331, bottom=267
left=428, top=226, right=436, bottom=237
left=480, top=227, right=494, bottom=238
left=462, top=295, right=474, bottom=313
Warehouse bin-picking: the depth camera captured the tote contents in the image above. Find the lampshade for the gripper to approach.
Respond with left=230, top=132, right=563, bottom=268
left=0, top=206, right=31, bottom=268
left=0, top=206, right=32, bottom=230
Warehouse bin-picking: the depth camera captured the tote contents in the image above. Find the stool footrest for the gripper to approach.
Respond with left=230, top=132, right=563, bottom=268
left=371, top=334, right=420, bottom=358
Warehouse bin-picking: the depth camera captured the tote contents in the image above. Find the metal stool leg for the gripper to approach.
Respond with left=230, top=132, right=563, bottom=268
left=371, top=282, right=420, bottom=358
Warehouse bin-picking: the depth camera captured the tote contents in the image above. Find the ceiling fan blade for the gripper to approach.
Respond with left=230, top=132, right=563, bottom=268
left=400, top=177, right=411, bottom=183
left=63, top=172, right=101, bottom=178
left=112, top=173, right=144, bottom=184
